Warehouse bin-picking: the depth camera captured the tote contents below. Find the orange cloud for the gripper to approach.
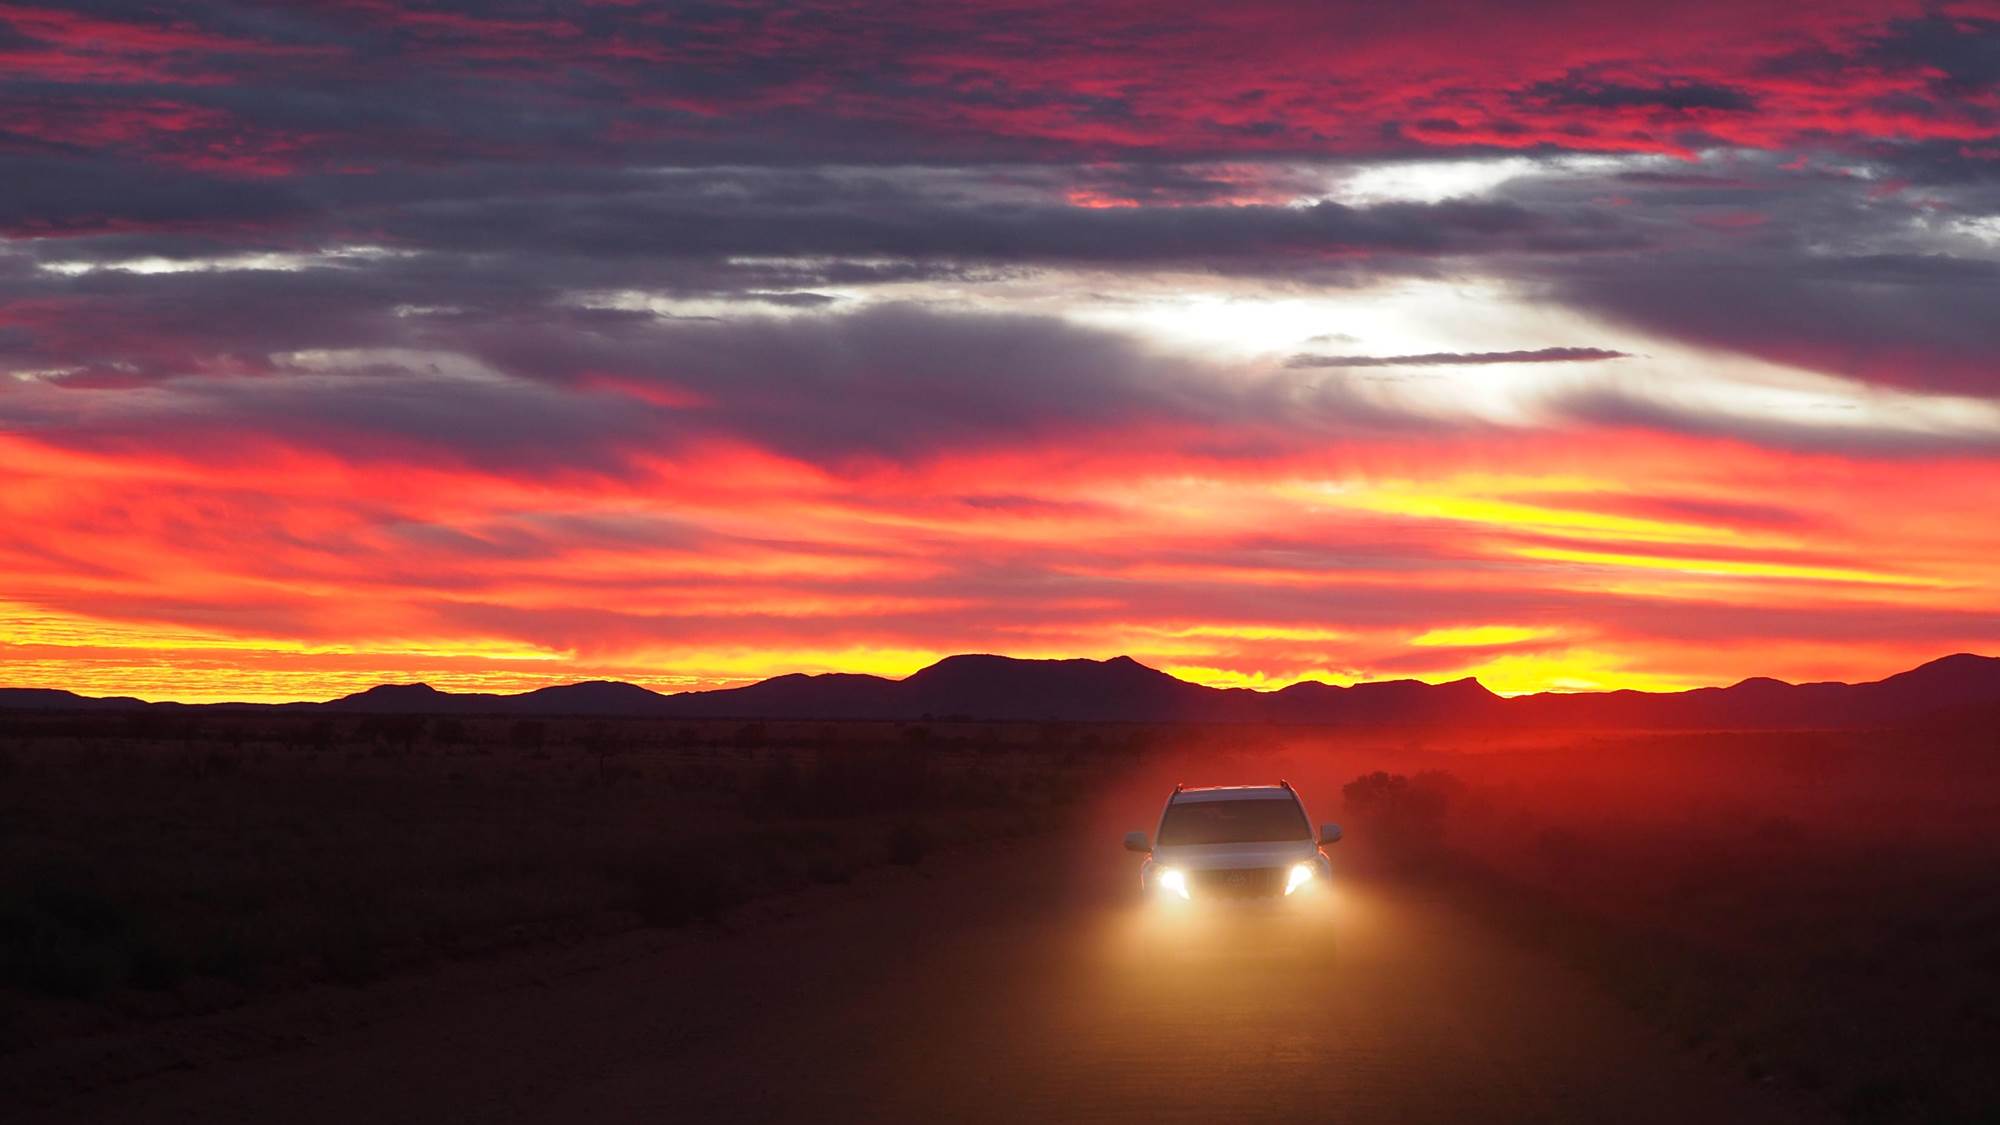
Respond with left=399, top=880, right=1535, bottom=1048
left=5, top=420, right=1995, bottom=701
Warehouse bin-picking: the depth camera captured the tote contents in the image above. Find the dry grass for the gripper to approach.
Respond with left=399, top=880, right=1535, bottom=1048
left=0, top=711, right=1120, bottom=1051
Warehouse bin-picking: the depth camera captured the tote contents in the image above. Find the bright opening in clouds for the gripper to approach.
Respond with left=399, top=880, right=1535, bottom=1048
left=1, top=1, right=1997, bottom=701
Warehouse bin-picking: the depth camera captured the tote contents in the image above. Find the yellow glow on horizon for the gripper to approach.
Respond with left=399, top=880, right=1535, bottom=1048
left=1457, top=649, right=1704, bottom=696
left=1161, top=665, right=1356, bottom=690
left=621, top=645, right=946, bottom=684
left=0, top=602, right=566, bottom=662
left=1410, top=625, right=1556, bottom=648
left=0, top=654, right=601, bottom=704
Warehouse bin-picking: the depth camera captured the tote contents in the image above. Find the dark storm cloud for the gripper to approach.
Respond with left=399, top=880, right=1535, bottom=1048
left=1286, top=347, right=1629, bottom=368
left=0, top=156, right=1653, bottom=405
left=1541, top=369, right=2000, bottom=456
left=1862, top=13, right=2000, bottom=97
left=4, top=155, right=1646, bottom=282
left=1524, top=77, right=1758, bottom=113
left=1467, top=146, right=2000, bottom=401
left=0, top=154, right=309, bottom=235
left=0, top=302, right=1442, bottom=469
left=0, top=0, right=1995, bottom=464
left=441, top=302, right=1439, bottom=463
left=1547, top=252, right=2000, bottom=400
left=365, top=171, right=1645, bottom=265
left=12, top=359, right=661, bottom=476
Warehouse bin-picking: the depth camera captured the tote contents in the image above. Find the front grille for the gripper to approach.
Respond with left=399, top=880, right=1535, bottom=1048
left=1188, top=866, right=1285, bottom=898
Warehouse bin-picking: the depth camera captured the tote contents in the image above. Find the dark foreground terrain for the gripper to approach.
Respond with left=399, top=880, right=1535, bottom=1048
left=11, top=815, right=1812, bottom=1125
left=0, top=711, right=1113, bottom=1049
left=4, top=710, right=1997, bottom=1123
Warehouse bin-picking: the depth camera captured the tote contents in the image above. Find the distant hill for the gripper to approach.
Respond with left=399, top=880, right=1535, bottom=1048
left=1504, top=653, right=2000, bottom=730
left=0, top=687, right=150, bottom=712
left=321, top=680, right=679, bottom=716
left=1264, top=676, right=1503, bottom=726
left=5, top=652, right=1998, bottom=730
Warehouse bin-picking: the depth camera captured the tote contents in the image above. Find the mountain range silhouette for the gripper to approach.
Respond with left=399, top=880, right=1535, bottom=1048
left=4, top=652, right=1998, bottom=729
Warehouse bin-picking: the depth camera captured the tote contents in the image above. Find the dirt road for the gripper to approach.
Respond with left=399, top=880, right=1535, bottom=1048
left=16, top=822, right=1816, bottom=1124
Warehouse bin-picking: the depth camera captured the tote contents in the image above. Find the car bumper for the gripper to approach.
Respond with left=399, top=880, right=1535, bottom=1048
left=1141, top=866, right=1332, bottom=907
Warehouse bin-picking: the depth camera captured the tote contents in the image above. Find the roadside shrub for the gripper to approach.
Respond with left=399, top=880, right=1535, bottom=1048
left=356, top=715, right=426, bottom=754
left=1342, top=769, right=1465, bottom=862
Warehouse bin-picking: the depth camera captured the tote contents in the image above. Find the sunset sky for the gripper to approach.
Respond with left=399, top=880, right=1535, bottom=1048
left=3, top=1, right=1999, bottom=702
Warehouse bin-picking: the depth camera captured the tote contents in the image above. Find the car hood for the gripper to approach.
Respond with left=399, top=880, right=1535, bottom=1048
left=1151, top=839, right=1318, bottom=870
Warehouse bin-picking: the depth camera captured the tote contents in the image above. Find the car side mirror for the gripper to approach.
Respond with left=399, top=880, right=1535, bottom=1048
left=1320, top=823, right=1342, bottom=845
left=1122, top=831, right=1151, bottom=853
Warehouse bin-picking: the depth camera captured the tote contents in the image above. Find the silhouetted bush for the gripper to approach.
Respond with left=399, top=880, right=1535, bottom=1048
left=1343, top=770, right=1462, bottom=825
left=1342, top=769, right=1465, bottom=860
left=356, top=715, right=426, bottom=754
left=583, top=721, right=624, bottom=782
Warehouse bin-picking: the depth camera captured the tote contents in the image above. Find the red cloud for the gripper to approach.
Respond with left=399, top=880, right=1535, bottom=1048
left=3, top=1, right=1992, bottom=172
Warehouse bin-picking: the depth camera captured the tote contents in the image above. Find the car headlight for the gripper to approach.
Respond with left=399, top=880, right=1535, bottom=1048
left=1157, top=867, right=1190, bottom=900
left=1284, top=862, right=1314, bottom=895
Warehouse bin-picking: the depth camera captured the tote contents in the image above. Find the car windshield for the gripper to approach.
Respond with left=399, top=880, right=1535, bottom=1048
left=1157, top=797, right=1310, bottom=846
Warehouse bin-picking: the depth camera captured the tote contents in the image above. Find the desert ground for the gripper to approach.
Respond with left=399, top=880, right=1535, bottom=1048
left=5, top=712, right=1996, bottom=1123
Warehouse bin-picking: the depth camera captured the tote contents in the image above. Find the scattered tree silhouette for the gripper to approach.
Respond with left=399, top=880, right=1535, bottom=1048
left=1342, top=769, right=1465, bottom=858
left=355, top=715, right=426, bottom=755
left=750, top=745, right=934, bottom=818
left=583, top=721, right=624, bottom=783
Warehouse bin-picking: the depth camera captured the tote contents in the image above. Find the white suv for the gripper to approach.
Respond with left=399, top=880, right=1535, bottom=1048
left=1123, top=781, right=1340, bottom=903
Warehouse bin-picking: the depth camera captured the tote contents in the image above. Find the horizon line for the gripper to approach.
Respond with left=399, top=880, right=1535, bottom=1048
left=3, top=650, right=1992, bottom=709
